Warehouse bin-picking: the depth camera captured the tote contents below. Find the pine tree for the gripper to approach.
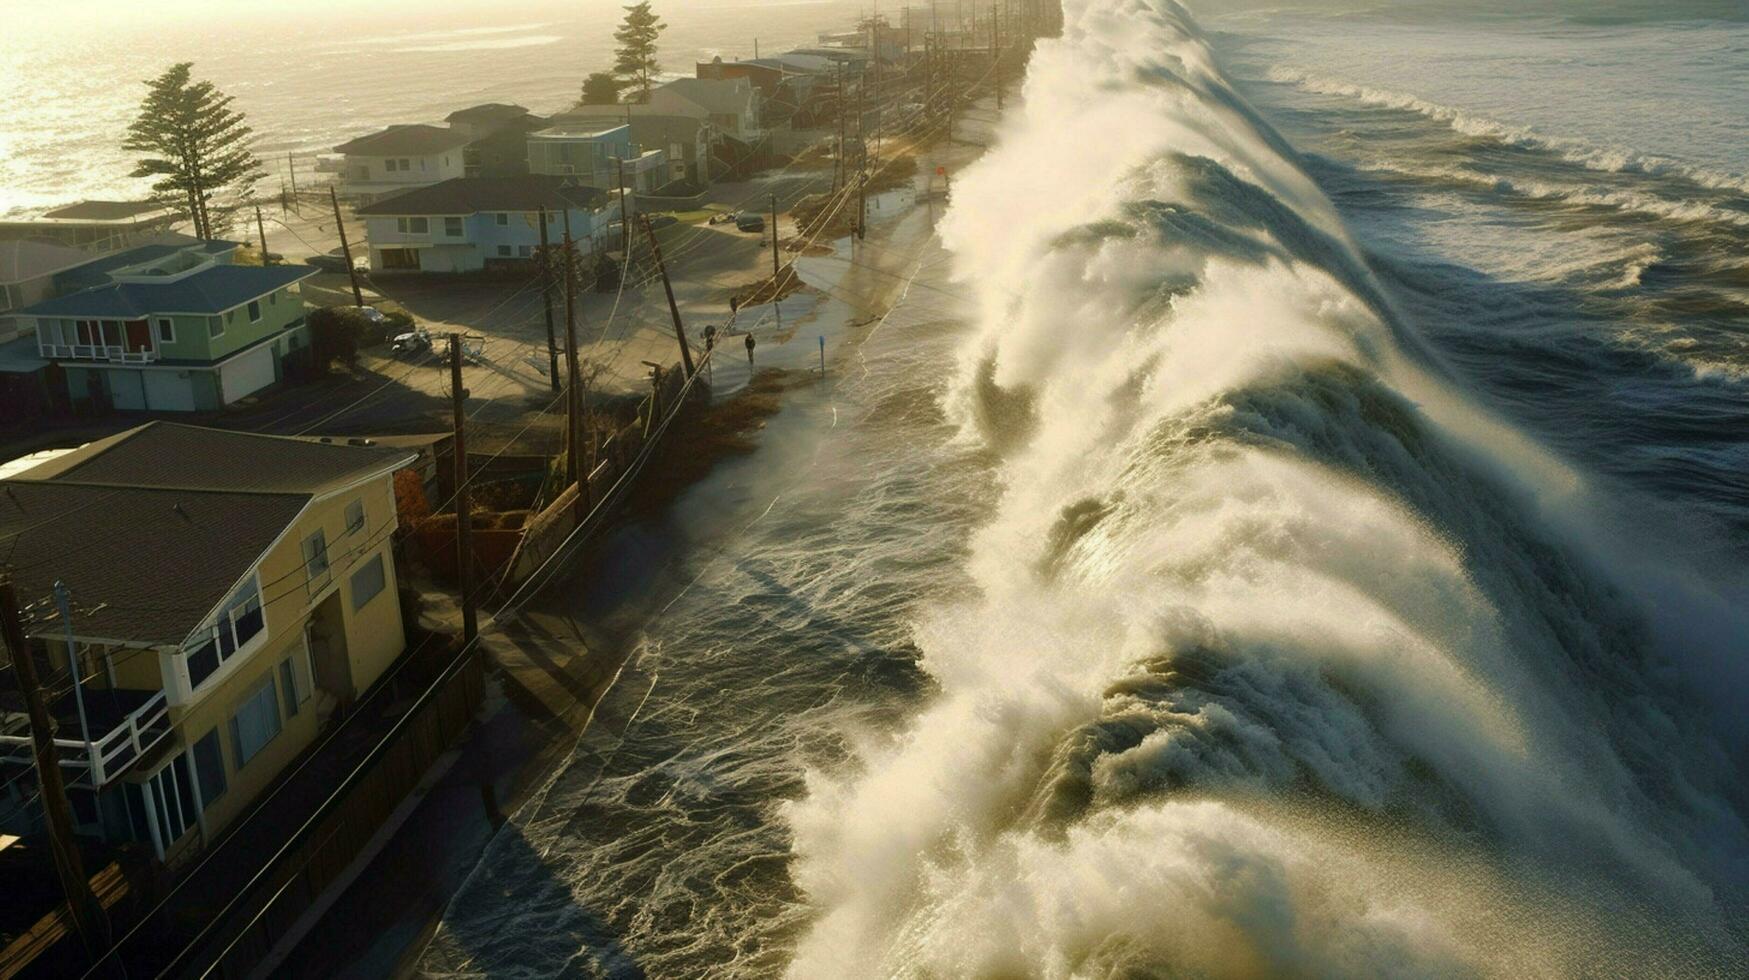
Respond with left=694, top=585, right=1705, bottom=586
left=581, top=71, right=625, bottom=106
left=124, top=63, right=265, bottom=239
left=613, top=3, right=666, bottom=104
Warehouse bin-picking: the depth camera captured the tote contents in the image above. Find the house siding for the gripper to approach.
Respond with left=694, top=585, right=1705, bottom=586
left=365, top=206, right=620, bottom=274
left=146, top=473, right=405, bottom=849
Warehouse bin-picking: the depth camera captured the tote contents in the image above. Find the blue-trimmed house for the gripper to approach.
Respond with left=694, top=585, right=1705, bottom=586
left=8, top=240, right=317, bottom=413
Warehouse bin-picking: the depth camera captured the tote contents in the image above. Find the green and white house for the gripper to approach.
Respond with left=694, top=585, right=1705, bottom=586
left=9, top=239, right=317, bottom=412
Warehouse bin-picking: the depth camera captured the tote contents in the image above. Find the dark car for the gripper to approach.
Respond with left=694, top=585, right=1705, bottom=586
left=305, top=252, right=364, bottom=274
left=734, top=213, right=767, bottom=233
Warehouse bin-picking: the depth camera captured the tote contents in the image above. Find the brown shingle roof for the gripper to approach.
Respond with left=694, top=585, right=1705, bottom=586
left=15, top=422, right=413, bottom=495
left=0, top=482, right=308, bottom=644
left=0, top=423, right=415, bottom=644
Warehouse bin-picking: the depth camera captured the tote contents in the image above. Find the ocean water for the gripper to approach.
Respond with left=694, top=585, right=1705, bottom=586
left=411, top=0, right=1747, bottom=976
left=0, top=0, right=868, bottom=218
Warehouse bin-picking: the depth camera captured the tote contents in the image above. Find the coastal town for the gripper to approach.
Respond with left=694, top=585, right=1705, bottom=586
left=0, top=2, right=1060, bottom=975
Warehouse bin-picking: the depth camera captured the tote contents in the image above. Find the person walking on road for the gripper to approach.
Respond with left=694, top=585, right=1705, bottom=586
left=744, top=332, right=756, bottom=366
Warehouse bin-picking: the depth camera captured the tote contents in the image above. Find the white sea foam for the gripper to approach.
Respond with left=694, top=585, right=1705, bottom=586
left=784, top=2, right=1749, bottom=976
left=1355, top=158, right=1749, bottom=230
left=1269, top=66, right=1749, bottom=195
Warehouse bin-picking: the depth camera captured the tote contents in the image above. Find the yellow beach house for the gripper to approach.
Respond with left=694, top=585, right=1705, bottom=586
left=0, top=423, right=416, bottom=864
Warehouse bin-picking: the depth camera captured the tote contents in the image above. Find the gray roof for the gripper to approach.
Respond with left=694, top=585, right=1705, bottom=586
left=1, top=423, right=417, bottom=644
left=0, top=481, right=309, bottom=644
left=446, top=103, right=530, bottom=122
left=650, top=78, right=756, bottom=116
left=39, top=200, right=169, bottom=222
left=16, top=422, right=415, bottom=496
left=356, top=176, right=610, bottom=216
left=54, top=236, right=237, bottom=291
left=17, top=263, right=313, bottom=318
left=0, top=240, right=91, bottom=286
left=334, top=124, right=472, bottom=156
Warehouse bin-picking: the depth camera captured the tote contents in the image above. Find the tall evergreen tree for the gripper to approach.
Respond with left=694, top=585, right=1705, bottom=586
left=124, top=63, right=265, bottom=239
left=612, top=3, right=666, bottom=103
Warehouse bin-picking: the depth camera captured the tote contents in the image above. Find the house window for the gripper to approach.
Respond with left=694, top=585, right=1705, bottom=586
left=517, top=245, right=533, bottom=258
left=280, top=657, right=303, bottom=719
left=192, top=728, right=227, bottom=807
left=351, top=554, right=386, bottom=612
left=444, top=216, right=464, bottom=237
left=209, top=317, right=224, bottom=338
left=155, top=318, right=174, bottom=344
left=229, top=674, right=282, bottom=768
left=270, top=291, right=278, bottom=305
left=397, top=217, right=429, bottom=234
left=496, top=245, right=512, bottom=257
left=247, top=300, right=261, bottom=323
left=345, top=498, right=365, bottom=534
left=496, top=213, right=509, bottom=226
left=303, top=529, right=330, bottom=587
left=146, top=755, right=198, bottom=844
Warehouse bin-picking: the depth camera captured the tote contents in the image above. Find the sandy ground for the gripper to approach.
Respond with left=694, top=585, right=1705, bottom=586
left=269, top=97, right=1009, bottom=979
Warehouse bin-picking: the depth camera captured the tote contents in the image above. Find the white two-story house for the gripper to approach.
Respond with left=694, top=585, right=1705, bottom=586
left=333, top=125, right=472, bottom=203
left=355, top=176, right=622, bottom=274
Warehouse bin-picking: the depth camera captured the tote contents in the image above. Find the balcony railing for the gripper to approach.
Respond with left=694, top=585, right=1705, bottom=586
left=0, top=687, right=171, bottom=787
left=39, top=344, right=160, bottom=364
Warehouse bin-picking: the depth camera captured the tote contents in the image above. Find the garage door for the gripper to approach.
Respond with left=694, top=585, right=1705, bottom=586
left=143, top=370, right=197, bottom=412
left=219, top=346, right=276, bottom=404
left=108, top=370, right=146, bottom=411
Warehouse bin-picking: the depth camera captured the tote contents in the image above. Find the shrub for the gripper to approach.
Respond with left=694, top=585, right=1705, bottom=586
left=307, top=306, right=373, bottom=370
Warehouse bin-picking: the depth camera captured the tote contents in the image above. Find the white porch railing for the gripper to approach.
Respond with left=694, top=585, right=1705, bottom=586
left=38, top=343, right=161, bottom=364
left=0, top=689, right=171, bottom=787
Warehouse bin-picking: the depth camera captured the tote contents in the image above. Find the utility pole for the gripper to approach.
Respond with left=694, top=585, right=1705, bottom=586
left=770, top=193, right=781, bottom=284
left=993, top=5, right=1002, bottom=111
left=447, top=337, right=477, bottom=642
left=835, top=62, right=847, bottom=193
left=0, top=579, right=109, bottom=960
left=255, top=205, right=271, bottom=265
left=639, top=214, right=697, bottom=379
left=616, top=158, right=630, bottom=256
left=329, top=186, right=364, bottom=307
left=871, top=15, right=882, bottom=164
left=561, top=211, right=581, bottom=490
left=537, top=206, right=560, bottom=392
left=858, top=170, right=868, bottom=241
left=286, top=153, right=300, bottom=215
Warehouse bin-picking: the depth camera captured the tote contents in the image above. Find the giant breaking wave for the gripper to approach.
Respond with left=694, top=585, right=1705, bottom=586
left=781, top=1, right=1749, bottom=977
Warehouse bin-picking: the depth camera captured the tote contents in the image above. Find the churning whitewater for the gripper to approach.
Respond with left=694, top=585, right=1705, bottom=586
left=783, top=1, right=1749, bottom=977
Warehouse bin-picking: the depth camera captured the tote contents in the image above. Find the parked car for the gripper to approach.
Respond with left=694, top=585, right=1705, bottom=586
left=735, top=213, right=767, bottom=233
left=305, top=252, right=365, bottom=274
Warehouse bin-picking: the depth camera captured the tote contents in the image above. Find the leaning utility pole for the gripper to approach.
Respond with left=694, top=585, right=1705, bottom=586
left=286, top=153, right=301, bottom=214
left=447, top=336, right=477, bottom=641
left=329, top=187, right=364, bottom=307
left=770, top=193, right=781, bottom=283
left=254, top=205, right=271, bottom=265
left=561, top=211, right=582, bottom=490
left=993, top=5, right=1003, bottom=111
left=639, top=214, right=697, bottom=379
left=835, top=62, right=848, bottom=192
left=0, top=579, right=109, bottom=960
left=537, top=206, right=560, bottom=392
left=616, top=159, right=631, bottom=256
